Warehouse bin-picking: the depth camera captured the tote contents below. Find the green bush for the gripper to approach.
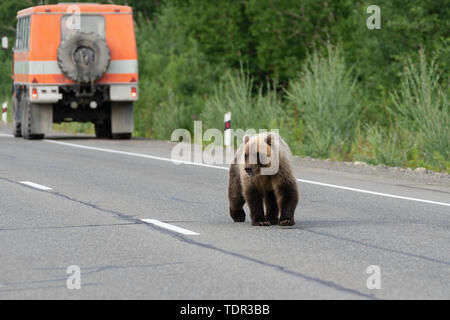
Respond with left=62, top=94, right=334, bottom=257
left=285, top=45, right=361, bottom=158
left=352, top=123, right=416, bottom=167
left=53, top=122, right=95, bottom=135
left=201, top=66, right=285, bottom=133
left=390, top=51, right=449, bottom=171
left=0, top=49, right=11, bottom=103
left=134, top=4, right=221, bottom=140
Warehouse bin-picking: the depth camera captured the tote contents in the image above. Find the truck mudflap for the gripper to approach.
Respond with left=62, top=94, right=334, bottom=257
left=111, top=102, right=133, bottom=138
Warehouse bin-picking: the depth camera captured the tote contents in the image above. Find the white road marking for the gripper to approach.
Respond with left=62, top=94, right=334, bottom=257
left=141, top=219, right=199, bottom=235
left=43, top=140, right=450, bottom=208
left=0, top=133, right=13, bottom=138
left=45, top=140, right=229, bottom=171
left=19, top=181, right=53, bottom=191
left=297, top=178, right=450, bottom=207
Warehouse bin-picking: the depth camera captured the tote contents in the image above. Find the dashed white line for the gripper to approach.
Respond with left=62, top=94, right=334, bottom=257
left=19, top=181, right=53, bottom=191
left=141, top=219, right=199, bottom=236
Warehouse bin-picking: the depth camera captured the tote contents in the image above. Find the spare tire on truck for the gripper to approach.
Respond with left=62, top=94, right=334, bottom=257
left=57, top=31, right=110, bottom=83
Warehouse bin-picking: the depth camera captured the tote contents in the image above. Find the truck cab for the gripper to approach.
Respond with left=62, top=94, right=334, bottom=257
left=12, top=3, right=138, bottom=139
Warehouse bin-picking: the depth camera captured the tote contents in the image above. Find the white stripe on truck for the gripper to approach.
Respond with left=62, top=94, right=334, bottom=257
left=14, top=60, right=138, bottom=75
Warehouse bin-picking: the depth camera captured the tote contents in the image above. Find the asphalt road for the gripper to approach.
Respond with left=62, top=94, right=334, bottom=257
left=0, top=125, right=449, bottom=300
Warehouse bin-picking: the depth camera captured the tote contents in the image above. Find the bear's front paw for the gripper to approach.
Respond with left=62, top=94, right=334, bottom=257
left=268, top=218, right=279, bottom=225
left=279, top=218, right=295, bottom=226
left=230, top=209, right=246, bottom=222
left=252, top=220, right=271, bottom=226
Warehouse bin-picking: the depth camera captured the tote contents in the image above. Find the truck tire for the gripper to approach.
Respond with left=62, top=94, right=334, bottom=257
left=95, top=120, right=112, bottom=139
left=112, top=132, right=132, bottom=140
left=94, top=120, right=131, bottom=139
left=21, top=98, right=44, bottom=140
left=12, top=94, right=22, bottom=138
left=20, top=92, right=52, bottom=140
left=57, top=31, right=110, bottom=83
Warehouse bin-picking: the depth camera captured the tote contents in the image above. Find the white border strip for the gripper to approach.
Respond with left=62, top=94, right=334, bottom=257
left=5, top=137, right=449, bottom=208
left=19, top=181, right=52, bottom=191
left=141, top=219, right=199, bottom=236
left=45, top=140, right=229, bottom=170
left=14, top=60, right=138, bottom=75
left=296, top=178, right=450, bottom=207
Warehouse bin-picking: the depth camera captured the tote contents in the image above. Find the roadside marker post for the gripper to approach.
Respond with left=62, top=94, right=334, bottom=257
left=224, top=112, right=231, bottom=147
left=1, top=36, right=8, bottom=50
left=1, top=101, right=7, bottom=124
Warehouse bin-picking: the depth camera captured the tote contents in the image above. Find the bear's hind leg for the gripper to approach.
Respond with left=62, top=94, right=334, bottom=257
left=264, top=190, right=279, bottom=225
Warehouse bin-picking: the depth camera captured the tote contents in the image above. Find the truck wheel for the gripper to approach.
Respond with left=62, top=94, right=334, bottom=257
left=12, top=94, right=22, bottom=138
left=112, top=133, right=132, bottom=140
left=20, top=94, right=51, bottom=140
left=21, top=100, right=44, bottom=140
left=95, top=120, right=112, bottom=138
left=20, top=93, right=30, bottom=139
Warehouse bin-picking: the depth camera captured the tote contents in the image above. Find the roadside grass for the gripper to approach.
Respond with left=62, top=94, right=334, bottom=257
left=201, top=66, right=285, bottom=134
left=52, top=122, right=95, bottom=135
left=351, top=123, right=416, bottom=168
left=351, top=51, right=450, bottom=173
left=284, top=45, right=362, bottom=159
left=389, top=50, right=449, bottom=172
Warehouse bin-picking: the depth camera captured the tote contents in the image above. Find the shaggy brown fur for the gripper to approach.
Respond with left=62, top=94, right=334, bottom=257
left=228, top=132, right=299, bottom=226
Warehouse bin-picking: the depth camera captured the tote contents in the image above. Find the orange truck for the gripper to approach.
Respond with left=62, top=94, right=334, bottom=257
left=12, top=3, right=138, bottom=139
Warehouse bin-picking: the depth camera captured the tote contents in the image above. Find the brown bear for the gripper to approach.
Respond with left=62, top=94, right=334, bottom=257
left=228, top=132, right=299, bottom=226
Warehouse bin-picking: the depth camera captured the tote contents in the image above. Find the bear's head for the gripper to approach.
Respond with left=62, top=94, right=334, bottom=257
left=243, top=133, right=274, bottom=177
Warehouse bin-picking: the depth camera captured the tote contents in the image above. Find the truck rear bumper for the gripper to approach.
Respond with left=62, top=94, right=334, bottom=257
left=25, top=84, right=138, bottom=103
left=28, top=86, right=62, bottom=104
left=110, top=84, right=138, bottom=101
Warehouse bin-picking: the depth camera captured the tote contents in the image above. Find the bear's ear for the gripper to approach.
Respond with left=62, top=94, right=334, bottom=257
left=265, top=133, right=272, bottom=146
left=243, top=135, right=250, bottom=144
